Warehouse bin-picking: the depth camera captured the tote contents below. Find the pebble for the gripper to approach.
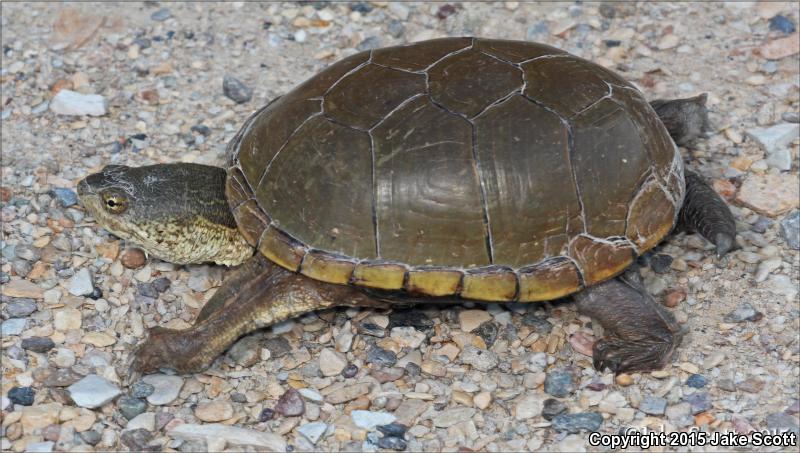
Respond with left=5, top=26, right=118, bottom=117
left=366, top=346, right=397, bottom=367
left=275, top=388, right=305, bottom=416
left=736, top=173, right=800, bottom=217
left=544, top=369, right=576, bottom=397
left=68, top=268, right=94, bottom=296
left=459, top=309, right=492, bottom=332
left=1, top=318, right=26, bottom=335
left=51, top=187, right=78, bottom=207
left=683, top=392, right=712, bottom=414
left=765, top=412, right=800, bottom=436
left=780, top=210, right=800, bottom=249
left=228, top=335, right=260, bottom=367
left=723, top=302, right=762, bottom=323
left=127, top=412, right=156, bottom=431
left=515, top=394, right=544, bottom=420
left=377, top=422, right=407, bottom=438
left=67, top=374, right=121, bottom=408
left=121, top=248, right=146, bottom=269
left=223, top=76, right=253, bottom=104
left=649, top=253, right=673, bottom=273
left=542, top=398, right=567, bottom=420
left=737, top=377, right=765, bottom=393
left=460, top=345, right=498, bottom=372
left=49, top=90, right=107, bottom=116
left=195, top=400, right=234, bottom=422
left=473, top=391, right=492, bottom=410
left=259, top=408, right=275, bottom=422
left=8, top=386, right=35, bottom=406
left=640, top=396, right=668, bottom=415
left=755, top=258, right=781, bottom=282
left=746, top=123, right=799, bottom=154
left=169, top=423, right=287, bottom=451
left=766, top=148, right=793, bottom=171
left=297, top=422, right=327, bottom=444
left=142, top=374, right=184, bottom=405
left=4, top=279, right=44, bottom=298
left=551, top=412, right=603, bottom=433
left=342, top=363, right=359, bottom=378
left=769, top=15, right=796, bottom=34
left=25, top=442, right=54, bottom=453
left=151, top=8, right=172, bottom=21
left=118, top=396, right=147, bottom=420
left=433, top=407, right=475, bottom=428
left=21, top=336, right=54, bottom=352
left=352, top=410, right=397, bottom=430
left=686, top=374, right=707, bottom=388
left=319, top=348, right=348, bottom=376
left=751, top=216, right=773, bottom=235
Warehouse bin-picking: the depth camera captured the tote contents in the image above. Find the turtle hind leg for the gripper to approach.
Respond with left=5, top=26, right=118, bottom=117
left=650, top=93, right=710, bottom=147
left=575, top=271, right=682, bottom=374
left=130, top=255, right=387, bottom=375
left=680, top=170, right=736, bottom=258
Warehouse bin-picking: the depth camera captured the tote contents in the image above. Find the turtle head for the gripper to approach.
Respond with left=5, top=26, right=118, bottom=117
left=78, top=163, right=254, bottom=266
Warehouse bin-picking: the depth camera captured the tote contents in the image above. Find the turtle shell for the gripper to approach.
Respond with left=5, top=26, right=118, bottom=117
left=226, top=38, right=684, bottom=302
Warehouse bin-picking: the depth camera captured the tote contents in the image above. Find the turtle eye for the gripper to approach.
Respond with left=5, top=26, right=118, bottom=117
left=101, top=192, right=128, bottom=214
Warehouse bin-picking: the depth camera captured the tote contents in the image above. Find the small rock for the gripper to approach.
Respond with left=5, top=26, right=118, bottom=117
left=737, top=173, right=800, bottom=216
left=460, top=345, right=498, bottom=372
left=551, top=412, right=603, bottom=433
left=459, top=309, right=492, bottom=332
left=297, top=422, right=327, bottom=445
left=228, top=335, right=260, bottom=367
left=686, top=374, right=707, bottom=388
left=223, top=76, right=253, bottom=104
left=24, top=442, right=54, bottom=453
left=515, top=394, right=544, bottom=421
left=737, top=377, right=765, bottom=393
left=640, top=396, right=667, bottom=415
left=765, top=412, right=800, bottom=436
left=542, top=398, right=567, bottom=420
left=769, top=15, right=796, bottom=34
left=120, top=428, right=155, bottom=451
left=3, top=279, right=44, bottom=298
left=142, top=374, right=184, bottom=405
left=118, top=396, right=147, bottom=420
left=474, top=391, right=492, bottom=410
left=377, top=422, right=407, bottom=437
left=683, top=392, right=712, bottom=414
left=649, top=254, right=673, bottom=273
left=68, top=268, right=94, bottom=296
left=746, top=123, right=799, bottom=153
left=8, top=386, right=35, bottom=406
left=131, top=382, right=155, bottom=399
left=1, top=318, right=26, bottom=336
left=522, top=311, right=553, bottom=334
left=378, top=436, right=407, bottom=451
left=755, top=258, right=781, bottom=282
left=195, top=401, right=234, bottom=422
left=433, top=407, right=475, bottom=428
left=259, top=408, right=275, bottom=422
left=544, top=369, right=576, bottom=397
left=169, top=423, right=286, bottom=451
left=319, top=348, right=348, bottom=376
left=366, top=346, right=397, bottom=367
left=275, top=388, right=305, bottom=417
left=390, top=326, right=426, bottom=348
left=49, top=90, right=106, bottom=116
left=21, top=336, right=55, bottom=352
left=67, top=374, right=121, bottom=408
left=121, top=248, right=146, bottom=269
left=474, top=321, right=499, bottom=347
left=666, top=402, right=692, bottom=421
left=51, top=188, right=78, bottom=207
left=723, top=302, right=762, bottom=323
left=79, top=430, right=102, bottom=446
left=352, top=410, right=396, bottom=430
left=780, top=210, right=800, bottom=249
left=342, top=363, right=359, bottom=378
left=127, top=412, right=156, bottom=431
left=657, top=34, right=680, bottom=50
left=151, top=8, right=172, bottom=21
left=263, top=336, right=292, bottom=358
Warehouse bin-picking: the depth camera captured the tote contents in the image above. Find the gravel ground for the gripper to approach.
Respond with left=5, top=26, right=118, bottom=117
left=2, top=2, right=799, bottom=452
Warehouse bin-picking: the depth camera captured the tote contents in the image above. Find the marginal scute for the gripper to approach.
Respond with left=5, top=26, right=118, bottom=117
left=406, top=269, right=462, bottom=296
left=352, top=262, right=406, bottom=290
left=461, top=267, right=518, bottom=301
left=626, top=178, right=677, bottom=250
left=371, top=37, right=473, bottom=72
left=474, top=94, right=580, bottom=267
left=570, top=97, right=651, bottom=238
left=324, top=64, right=426, bottom=129
left=473, top=39, right=567, bottom=63
left=233, top=200, right=270, bottom=247
left=300, top=251, right=356, bottom=285
left=429, top=48, right=523, bottom=118
left=258, top=226, right=307, bottom=272
left=518, top=257, right=582, bottom=302
left=257, top=116, right=376, bottom=259
left=569, top=235, right=635, bottom=285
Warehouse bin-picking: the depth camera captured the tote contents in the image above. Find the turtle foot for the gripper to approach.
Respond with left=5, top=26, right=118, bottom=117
left=593, top=334, right=679, bottom=374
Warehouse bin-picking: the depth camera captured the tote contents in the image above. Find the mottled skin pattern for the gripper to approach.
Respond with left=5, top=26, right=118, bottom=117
left=79, top=97, right=734, bottom=376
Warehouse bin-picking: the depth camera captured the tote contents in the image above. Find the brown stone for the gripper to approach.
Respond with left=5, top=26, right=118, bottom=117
left=735, top=174, right=799, bottom=217
left=121, top=248, right=147, bottom=269
left=663, top=287, right=687, bottom=308
left=3, top=279, right=44, bottom=298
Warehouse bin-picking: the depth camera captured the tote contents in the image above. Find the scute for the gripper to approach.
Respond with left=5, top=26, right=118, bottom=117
left=227, top=38, right=682, bottom=302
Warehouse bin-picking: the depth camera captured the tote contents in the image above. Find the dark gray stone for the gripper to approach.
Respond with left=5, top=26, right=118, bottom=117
left=150, top=8, right=172, bottom=22
left=131, top=382, right=155, bottom=399
left=118, top=396, right=147, bottom=420
left=765, top=412, right=799, bottom=436
left=683, top=392, right=712, bottom=415
left=544, top=369, right=576, bottom=397
left=51, top=188, right=78, bottom=207
left=8, top=386, right=35, bottom=405
left=723, top=303, right=762, bottom=323
left=21, top=336, right=55, bottom=353
left=6, top=298, right=37, bottom=318
left=366, top=347, right=397, bottom=367
left=542, top=398, right=567, bottom=421
left=640, top=396, right=668, bottom=415
left=780, top=210, right=799, bottom=250
left=551, top=412, right=603, bottom=433
left=223, top=76, right=253, bottom=104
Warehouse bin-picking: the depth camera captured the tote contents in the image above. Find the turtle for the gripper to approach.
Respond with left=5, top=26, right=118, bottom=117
left=77, top=38, right=735, bottom=376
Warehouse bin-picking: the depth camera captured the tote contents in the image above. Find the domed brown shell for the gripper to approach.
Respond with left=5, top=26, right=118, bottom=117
left=226, top=38, right=684, bottom=302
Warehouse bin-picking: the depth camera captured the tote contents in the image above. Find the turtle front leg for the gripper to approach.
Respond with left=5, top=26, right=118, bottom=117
left=130, top=255, right=386, bottom=375
left=680, top=170, right=736, bottom=258
left=574, top=271, right=682, bottom=374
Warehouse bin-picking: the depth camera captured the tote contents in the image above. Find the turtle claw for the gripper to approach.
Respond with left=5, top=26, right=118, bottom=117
left=714, top=232, right=734, bottom=259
